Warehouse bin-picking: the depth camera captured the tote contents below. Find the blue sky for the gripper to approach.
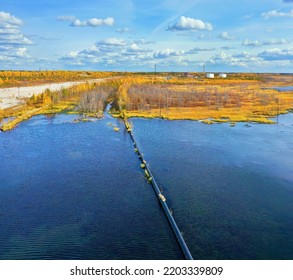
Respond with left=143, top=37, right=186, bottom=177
left=0, top=0, right=292, bottom=72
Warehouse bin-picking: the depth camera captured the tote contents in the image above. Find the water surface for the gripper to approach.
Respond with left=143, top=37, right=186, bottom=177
left=0, top=113, right=182, bottom=260
left=131, top=114, right=293, bottom=259
left=1, top=111, right=293, bottom=260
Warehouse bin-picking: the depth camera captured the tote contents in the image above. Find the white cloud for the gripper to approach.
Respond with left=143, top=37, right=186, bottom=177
left=0, top=33, right=32, bottom=45
left=92, top=38, right=126, bottom=54
left=167, top=16, right=212, bottom=32
left=242, top=38, right=289, bottom=47
left=208, top=51, right=264, bottom=68
left=133, top=39, right=155, bottom=45
left=261, top=9, right=293, bottom=19
left=0, top=11, right=23, bottom=27
left=60, top=38, right=194, bottom=70
left=208, top=48, right=293, bottom=70
left=15, top=47, right=28, bottom=57
left=0, top=28, right=19, bottom=35
left=263, top=39, right=289, bottom=45
left=242, top=39, right=262, bottom=47
left=0, top=11, right=32, bottom=63
left=60, top=38, right=156, bottom=68
left=186, top=47, right=215, bottom=54
left=103, top=38, right=126, bottom=46
left=0, top=11, right=32, bottom=45
left=221, top=46, right=236, bottom=50
left=219, top=31, right=235, bottom=40
left=258, top=48, right=293, bottom=60
left=0, top=45, right=28, bottom=61
left=70, top=17, right=114, bottom=27
left=67, top=51, right=79, bottom=58
left=153, top=48, right=184, bottom=59
left=124, top=43, right=153, bottom=55
left=116, top=27, right=130, bottom=33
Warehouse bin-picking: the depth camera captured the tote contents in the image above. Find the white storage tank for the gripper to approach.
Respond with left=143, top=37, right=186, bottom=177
left=219, top=73, right=227, bottom=78
left=206, top=73, right=214, bottom=79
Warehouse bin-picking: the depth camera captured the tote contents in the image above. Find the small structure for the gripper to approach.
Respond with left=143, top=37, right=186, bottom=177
left=206, top=73, right=214, bottom=79
left=219, top=73, right=227, bottom=78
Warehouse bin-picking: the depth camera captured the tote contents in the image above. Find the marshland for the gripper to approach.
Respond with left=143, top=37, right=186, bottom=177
left=0, top=71, right=293, bottom=259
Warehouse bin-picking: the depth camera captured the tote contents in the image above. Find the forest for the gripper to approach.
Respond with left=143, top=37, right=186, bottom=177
left=0, top=70, right=117, bottom=88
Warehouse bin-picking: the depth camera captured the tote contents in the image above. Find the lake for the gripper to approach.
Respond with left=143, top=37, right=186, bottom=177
left=131, top=114, right=293, bottom=260
left=0, top=112, right=292, bottom=259
left=0, top=113, right=182, bottom=260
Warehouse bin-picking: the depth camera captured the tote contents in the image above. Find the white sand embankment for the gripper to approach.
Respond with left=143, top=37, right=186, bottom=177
left=0, top=78, right=107, bottom=109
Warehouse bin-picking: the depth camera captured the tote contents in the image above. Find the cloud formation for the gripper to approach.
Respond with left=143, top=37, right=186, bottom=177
left=0, top=11, right=31, bottom=46
left=242, top=38, right=289, bottom=47
left=71, top=17, right=114, bottom=27
left=208, top=51, right=263, bottom=68
left=116, top=27, right=130, bottom=33
left=262, top=9, right=293, bottom=18
left=186, top=47, right=215, bottom=54
left=153, top=48, right=184, bottom=58
left=242, top=39, right=262, bottom=47
left=0, top=11, right=31, bottom=62
left=60, top=38, right=156, bottom=68
left=167, top=16, right=212, bottom=31
left=124, top=44, right=152, bottom=55
left=219, top=31, right=235, bottom=40
left=263, top=39, right=289, bottom=45
left=133, top=39, right=155, bottom=45
left=258, top=48, right=293, bottom=60
left=58, top=15, right=114, bottom=27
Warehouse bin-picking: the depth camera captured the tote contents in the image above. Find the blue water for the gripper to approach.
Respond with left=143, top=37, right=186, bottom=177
left=274, top=86, right=293, bottom=92
left=1, top=112, right=293, bottom=259
left=131, top=114, right=293, bottom=260
left=0, top=113, right=182, bottom=260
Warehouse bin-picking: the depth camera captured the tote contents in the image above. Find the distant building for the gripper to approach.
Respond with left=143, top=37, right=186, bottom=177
left=206, top=73, right=214, bottom=79
left=219, top=73, right=227, bottom=78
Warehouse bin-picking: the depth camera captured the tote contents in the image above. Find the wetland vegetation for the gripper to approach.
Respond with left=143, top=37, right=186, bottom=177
left=0, top=71, right=293, bottom=260
left=0, top=71, right=292, bottom=130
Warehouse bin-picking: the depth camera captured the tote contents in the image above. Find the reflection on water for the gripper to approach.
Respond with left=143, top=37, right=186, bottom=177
left=274, top=86, right=293, bottom=92
left=0, top=114, right=182, bottom=260
left=131, top=114, right=293, bottom=259
left=0, top=112, right=293, bottom=259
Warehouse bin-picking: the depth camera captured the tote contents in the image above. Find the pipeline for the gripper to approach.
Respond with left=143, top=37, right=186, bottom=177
left=125, top=119, right=193, bottom=260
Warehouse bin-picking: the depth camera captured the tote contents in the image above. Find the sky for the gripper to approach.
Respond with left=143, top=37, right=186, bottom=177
left=0, top=0, right=293, bottom=72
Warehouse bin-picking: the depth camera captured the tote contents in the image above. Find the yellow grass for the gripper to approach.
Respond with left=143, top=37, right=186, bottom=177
left=123, top=76, right=293, bottom=124
left=1, top=73, right=293, bottom=130
left=1, top=107, right=44, bottom=131
left=0, top=101, right=78, bottom=131
left=0, top=70, right=117, bottom=88
left=125, top=107, right=281, bottom=124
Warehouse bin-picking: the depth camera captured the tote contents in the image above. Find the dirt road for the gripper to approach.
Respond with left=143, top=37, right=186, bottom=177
left=0, top=78, right=107, bottom=109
